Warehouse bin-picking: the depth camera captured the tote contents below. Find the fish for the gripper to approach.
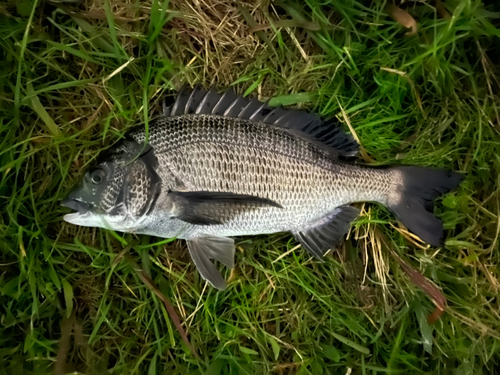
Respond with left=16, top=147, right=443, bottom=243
left=61, top=86, right=463, bottom=290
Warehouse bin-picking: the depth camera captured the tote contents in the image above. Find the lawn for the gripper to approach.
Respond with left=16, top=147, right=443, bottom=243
left=1, top=0, right=499, bottom=374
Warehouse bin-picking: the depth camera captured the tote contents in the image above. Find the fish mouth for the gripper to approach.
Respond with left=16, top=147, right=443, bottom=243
left=61, top=197, right=92, bottom=221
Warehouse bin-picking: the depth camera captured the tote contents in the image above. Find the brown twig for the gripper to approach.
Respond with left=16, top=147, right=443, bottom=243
left=54, top=313, right=74, bottom=375
left=376, top=231, right=447, bottom=324
left=123, top=252, right=198, bottom=357
left=390, top=251, right=447, bottom=324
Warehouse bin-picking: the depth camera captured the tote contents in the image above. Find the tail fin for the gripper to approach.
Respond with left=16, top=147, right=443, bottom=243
left=388, top=166, right=463, bottom=246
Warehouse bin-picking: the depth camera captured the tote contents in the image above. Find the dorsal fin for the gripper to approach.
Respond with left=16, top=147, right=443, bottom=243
left=164, top=86, right=359, bottom=157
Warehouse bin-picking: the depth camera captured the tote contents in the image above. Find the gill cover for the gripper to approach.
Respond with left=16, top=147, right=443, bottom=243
left=114, top=144, right=161, bottom=218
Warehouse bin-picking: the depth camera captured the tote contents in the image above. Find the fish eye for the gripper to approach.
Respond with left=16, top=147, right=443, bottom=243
left=89, top=168, right=106, bottom=185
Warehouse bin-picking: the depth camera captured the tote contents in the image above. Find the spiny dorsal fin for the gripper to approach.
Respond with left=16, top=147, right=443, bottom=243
left=164, top=86, right=359, bottom=157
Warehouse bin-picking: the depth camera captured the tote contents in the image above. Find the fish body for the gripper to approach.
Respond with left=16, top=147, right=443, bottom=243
left=62, top=87, right=462, bottom=289
left=128, top=115, right=395, bottom=238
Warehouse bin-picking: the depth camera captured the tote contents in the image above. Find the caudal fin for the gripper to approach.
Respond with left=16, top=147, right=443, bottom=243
left=388, top=166, right=463, bottom=246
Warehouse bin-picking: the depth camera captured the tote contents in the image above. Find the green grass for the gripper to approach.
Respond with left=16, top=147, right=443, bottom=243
left=1, top=0, right=500, bottom=373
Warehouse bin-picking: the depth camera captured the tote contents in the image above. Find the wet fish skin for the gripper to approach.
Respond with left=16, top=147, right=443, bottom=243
left=61, top=86, right=463, bottom=289
left=125, top=115, right=396, bottom=237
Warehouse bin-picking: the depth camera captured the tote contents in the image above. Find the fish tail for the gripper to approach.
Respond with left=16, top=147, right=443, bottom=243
left=386, top=166, right=463, bottom=246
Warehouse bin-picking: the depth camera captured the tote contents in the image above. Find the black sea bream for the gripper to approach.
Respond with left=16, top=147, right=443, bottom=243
left=62, top=86, right=463, bottom=289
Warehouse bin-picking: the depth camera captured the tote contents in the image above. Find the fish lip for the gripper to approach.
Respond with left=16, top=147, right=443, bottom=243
left=60, top=197, right=92, bottom=214
left=63, top=212, right=83, bottom=222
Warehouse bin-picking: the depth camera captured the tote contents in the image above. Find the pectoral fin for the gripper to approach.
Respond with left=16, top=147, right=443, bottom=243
left=187, top=236, right=235, bottom=290
left=293, top=205, right=359, bottom=259
left=169, top=191, right=282, bottom=226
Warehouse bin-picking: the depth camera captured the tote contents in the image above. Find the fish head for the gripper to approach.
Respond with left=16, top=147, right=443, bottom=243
left=61, top=139, right=160, bottom=231
left=61, top=159, right=127, bottom=228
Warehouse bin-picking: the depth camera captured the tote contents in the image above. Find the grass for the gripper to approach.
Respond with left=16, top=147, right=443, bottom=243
left=1, top=0, right=499, bottom=373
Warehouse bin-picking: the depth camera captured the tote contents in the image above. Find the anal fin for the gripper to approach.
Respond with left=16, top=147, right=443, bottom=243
left=187, top=236, right=235, bottom=290
left=293, top=206, right=359, bottom=259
